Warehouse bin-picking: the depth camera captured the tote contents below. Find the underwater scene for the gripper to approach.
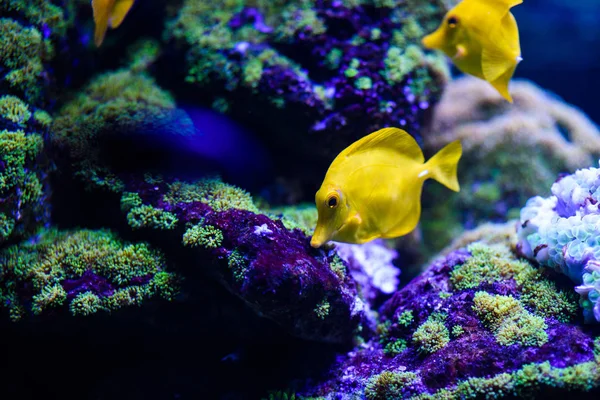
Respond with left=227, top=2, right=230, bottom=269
left=2, top=0, right=600, bottom=399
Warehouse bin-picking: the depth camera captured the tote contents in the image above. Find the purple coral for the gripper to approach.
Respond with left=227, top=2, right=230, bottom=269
left=517, top=162, right=600, bottom=322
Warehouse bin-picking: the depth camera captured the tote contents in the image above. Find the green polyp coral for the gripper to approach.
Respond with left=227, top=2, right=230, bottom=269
left=397, top=310, right=414, bottom=327
left=69, top=291, right=103, bottom=316
left=227, top=250, right=248, bottom=282
left=2, top=0, right=71, bottom=36
left=32, top=109, right=52, bottom=128
left=182, top=223, right=224, bottom=249
left=0, top=129, right=45, bottom=242
left=450, top=243, right=579, bottom=322
left=412, top=313, right=450, bottom=354
left=127, top=205, right=179, bottom=230
left=473, top=291, right=548, bottom=347
left=0, top=18, right=51, bottom=103
left=267, top=204, right=317, bottom=235
left=51, top=69, right=177, bottom=192
left=167, top=1, right=319, bottom=90
left=243, top=57, right=264, bottom=88
left=451, top=325, right=464, bottom=337
left=414, top=360, right=600, bottom=400
left=384, top=45, right=424, bottom=84
left=314, top=299, right=331, bottom=320
left=384, top=339, right=408, bottom=356
left=364, top=371, right=419, bottom=400
left=163, top=179, right=258, bottom=213
left=0, top=95, right=31, bottom=126
left=355, top=76, right=373, bottom=90
left=0, top=229, right=179, bottom=321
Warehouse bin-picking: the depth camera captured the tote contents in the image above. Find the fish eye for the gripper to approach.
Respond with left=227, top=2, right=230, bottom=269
left=327, top=193, right=339, bottom=209
left=447, top=16, right=458, bottom=28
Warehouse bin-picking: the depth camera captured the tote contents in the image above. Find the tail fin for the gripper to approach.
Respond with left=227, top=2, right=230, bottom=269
left=424, top=140, right=462, bottom=192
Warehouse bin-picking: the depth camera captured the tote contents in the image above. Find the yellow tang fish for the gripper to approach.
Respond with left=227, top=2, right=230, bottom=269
left=92, top=0, right=136, bottom=47
left=310, top=128, right=462, bottom=248
left=422, top=0, right=522, bottom=102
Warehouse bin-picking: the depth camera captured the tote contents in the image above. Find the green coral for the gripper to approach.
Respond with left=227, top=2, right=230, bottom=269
left=0, top=129, right=45, bottom=242
left=0, top=95, right=31, bottom=126
left=2, top=0, right=71, bottom=36
left=267, top=204, right=317, bottom=235
left=32, top=109, right=52, bottom=128
left=451, top=325, right=464, bottom=337
left=70, top=292, right=103, bottom=316
left=384, top=45, right=424, bottom=84
left=314, top=299, right=331, bottom=320
left=412, top=313, right=450, bottom=354
left=364, top=371, right=419, bottom=400
left=51, top=69, right=176, bottom=192
left=0, top=18, right=51, bottom=103
left=127, top=205, right=178, bottom=230
left=384, top=339, right=408, bottom=356
left=182, top=223, right=224, bottom=249
left=414, top=360, right=600, bottom=399
left=397, top=310, right=414, bottom=327
left=227, top=250, right=248, bottom=282
left=166, top=1, right=317, bottom=90
left=164, top=178, right=258, bottom=213
left=355, top=76, right=373, bottom=90
left=473, top=291, right=548, bottom=347
left=450, top=243, right=578, bottom=322
left=0, top=229, right=179, bottom=320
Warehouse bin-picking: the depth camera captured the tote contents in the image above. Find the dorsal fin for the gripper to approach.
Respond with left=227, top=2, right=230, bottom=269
left=342, top=127, right=424, bottom=162
left=490, top=0, right=523, bottom=8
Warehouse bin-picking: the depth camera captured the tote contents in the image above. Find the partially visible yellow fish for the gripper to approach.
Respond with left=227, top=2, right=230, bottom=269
left=422, top=0, right=522, bottom=102
left=310, top=128, right=462, bottom=248
left=92, top=0, right=136, bottom=47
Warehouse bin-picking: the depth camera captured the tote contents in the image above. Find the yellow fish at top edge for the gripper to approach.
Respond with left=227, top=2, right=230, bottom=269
left=421, top=0, right=523, bottom=102
left=92, top=0, right=136, bottom=47
left=310, top=128, right=462, bottom=248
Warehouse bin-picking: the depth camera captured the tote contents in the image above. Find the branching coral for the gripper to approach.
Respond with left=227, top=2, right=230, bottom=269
left=0, top=229, right=179, bottom=320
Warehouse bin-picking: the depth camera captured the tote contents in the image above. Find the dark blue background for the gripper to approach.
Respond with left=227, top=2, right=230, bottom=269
left=511, top=0, right=600, bottom=124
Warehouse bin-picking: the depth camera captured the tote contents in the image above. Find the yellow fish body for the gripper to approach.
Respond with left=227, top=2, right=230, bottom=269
left=422, top=0, right=522, bottom=102
left=310, top=128, right=462, bottom=248
left=92, top=0, right=136, bottom=47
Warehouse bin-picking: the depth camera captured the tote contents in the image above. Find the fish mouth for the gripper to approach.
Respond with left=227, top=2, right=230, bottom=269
left=421, top=31, right=442, bottom=49
left=310, top=227, right=332, bottom=248
left=310, top=222, right=345, bottom=248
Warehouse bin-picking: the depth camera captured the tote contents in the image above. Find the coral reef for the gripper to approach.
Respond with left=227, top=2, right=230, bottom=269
left=301, top=241, right=599, bottom=398
left=51, top=68, right=196, bottom=192
left=517, top=162, right=600, bottom=323
left=0, top=228, right=179, bottom=321
left=421, top=77, right=600, bottom=252
left=163, top=0, right=451, bottom=184
left=335, top=239, right=400, bottom=303
left=0, top=0, right=78, bottom=245
left=118, top=177, right=372, bottom=343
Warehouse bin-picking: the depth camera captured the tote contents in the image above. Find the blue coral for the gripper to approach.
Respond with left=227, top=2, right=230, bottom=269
left=517, top=161, right=600, bottom=322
